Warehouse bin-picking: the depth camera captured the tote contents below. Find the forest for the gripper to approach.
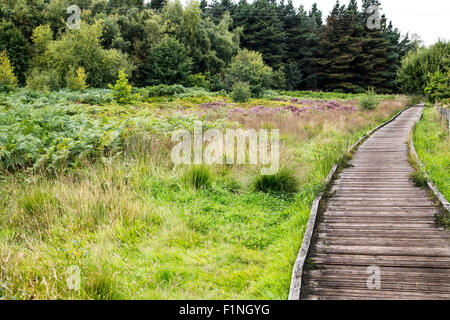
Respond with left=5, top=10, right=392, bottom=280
left=0, top=0, right=423, bottom=94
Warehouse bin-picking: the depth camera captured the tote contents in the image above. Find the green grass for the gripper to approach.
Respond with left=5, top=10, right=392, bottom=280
left=0, top=89, right=412, bottom=299
left=413, top=107, right=450, bottom=200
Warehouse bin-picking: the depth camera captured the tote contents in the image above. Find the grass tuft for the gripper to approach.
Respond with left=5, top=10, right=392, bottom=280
left=183, top=165, right=212, bottom=189
left=252, top=168, right=299, bottom=195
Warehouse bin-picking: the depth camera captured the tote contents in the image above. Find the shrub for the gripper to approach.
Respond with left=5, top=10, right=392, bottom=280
left=424, top=71, right=449, bottom=103
left=226, top=49, right=273, bottom=97
left=0, top=50, right=18, bottom=92
left=108, top=69, right=138, bottom=104
left=146, top=84, right=186, bottom=97
left=186, top=73, right=208, bottom=88
left=272, top=68, right=286, bottom=90
left=184, top=165, right=211, bottom=189
left=231, top=82, right=251, bottom=102
left=26, top=69, right=60, bottom=92
left=66, top=67, right=88, bottom=91
left=252, top=168, right=298, bottom=195
left=359, top=95, right=378, bottom=111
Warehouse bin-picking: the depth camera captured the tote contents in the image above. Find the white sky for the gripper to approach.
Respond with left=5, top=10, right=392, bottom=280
left=293, top=0, right=450, bottom=46
left=175, top=0, right=450, bottom=46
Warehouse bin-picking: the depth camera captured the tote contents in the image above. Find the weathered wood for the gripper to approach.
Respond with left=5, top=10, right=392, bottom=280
left=300, top=106, right=450, bottom=300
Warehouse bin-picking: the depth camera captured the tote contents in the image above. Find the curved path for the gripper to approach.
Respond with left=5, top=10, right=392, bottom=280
left=302, top=106, right=450, bottom=300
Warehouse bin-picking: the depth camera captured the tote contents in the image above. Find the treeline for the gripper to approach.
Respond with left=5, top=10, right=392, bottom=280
left=0, top=0, right=418, bottom=93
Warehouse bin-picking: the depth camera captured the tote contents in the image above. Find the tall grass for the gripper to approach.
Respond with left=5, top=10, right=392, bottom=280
left=413, top=107, right=450, bottom=200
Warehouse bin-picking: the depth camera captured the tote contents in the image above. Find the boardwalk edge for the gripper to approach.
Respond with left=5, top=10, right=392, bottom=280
left=288, top=104, right=416, bottom=300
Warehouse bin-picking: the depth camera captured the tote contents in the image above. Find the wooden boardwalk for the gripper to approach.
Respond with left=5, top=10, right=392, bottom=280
left=302, top=106, right=450, bottom=300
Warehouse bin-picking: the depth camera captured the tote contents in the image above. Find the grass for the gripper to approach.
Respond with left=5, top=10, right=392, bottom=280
left=413, top=107, right=450, bottom=200
left=0, top=88, right=412, bottom=299
left=252, top=168, right=299, bottom=195
left=413, top=107, right=450, bottom=226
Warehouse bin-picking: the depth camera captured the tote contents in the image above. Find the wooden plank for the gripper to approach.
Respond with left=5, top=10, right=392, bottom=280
left=313, top=244, right=450, bottom=257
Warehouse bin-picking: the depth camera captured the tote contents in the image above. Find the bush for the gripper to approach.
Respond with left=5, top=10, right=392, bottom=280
left=252, top=168, right=298, bottom=195
left=0, top=50, right=18, bottom=92
left=26, top=69, right=60, bottom=92
left=146, top=84, right=186, bottom=97
left=226, top=49, right=273, bottom=97
left=186, top=74, right=208, bottom=88
left=424, top=71, right=449, bottom=103
left=108, top=69, right=138, bottom=104
left=184, top=165, right=211, bottom=189
left=359, top=95, right=378, bottom=111
left=272, top=68, right=286, bottom=90
left=66, top=67, right=88, bottom=91
left=231, top=82, right=251, bottom=102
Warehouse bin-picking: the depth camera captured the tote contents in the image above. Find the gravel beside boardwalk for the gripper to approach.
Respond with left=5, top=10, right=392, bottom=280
left=302, top=106, right=450, bottom=300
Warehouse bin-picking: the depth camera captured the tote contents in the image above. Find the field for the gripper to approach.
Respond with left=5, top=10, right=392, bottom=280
left=0, top=88, right=413, bottom=299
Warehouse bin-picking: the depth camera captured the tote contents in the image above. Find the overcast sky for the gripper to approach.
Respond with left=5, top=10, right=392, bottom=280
left=293, top=0, right=449, bottom=46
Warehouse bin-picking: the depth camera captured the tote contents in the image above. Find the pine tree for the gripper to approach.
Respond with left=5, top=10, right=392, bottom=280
left=316, top=0, right=364, bottom=92
left=233, top=0, right=286, bottom=68
left=297, top=5, right=322, bottom=90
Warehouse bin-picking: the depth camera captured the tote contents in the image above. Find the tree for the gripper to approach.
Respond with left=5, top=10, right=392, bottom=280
left=233, top=0, right=286, bottom=68
left=397, top=40, right=450, bottom=94
left=28, top=21, right=132, bottom=89
left=0, top=50, right=18, bottom=91
left=316, top=1, right=365, bottom=92
left=0, top=22, right=30, bottom=85
left=145, top=36, right=193, bottom=85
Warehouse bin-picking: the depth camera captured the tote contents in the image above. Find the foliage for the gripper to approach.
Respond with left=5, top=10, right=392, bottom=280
left=0, top=50, right=18, bottom=92
left=231, top=81, right=251, bottom=102
left=227, top=49, right=273, bottom=97
left=0, top=21, right=30, bottom=85
left=108, top=69, right=138, bottom=104
left=26, top=69, right=60, bottom=92
left=186, top=73, right=208, bottom=88
left=252, top=168, right=299, bottom=195
left=0, top=102, right=124, bottom=172
left=145, top=36, right=192, bottom=86
left=424, top=71, right=450, bottom=103
left=28, top=22, right=132, bottom=89
left=359, top=94, right=379, bottom=111
left=66, top=67, right=88, bottom=92
left=146, top=84, right=186, bottom=97
left=398, top=40, right=450, bottom=94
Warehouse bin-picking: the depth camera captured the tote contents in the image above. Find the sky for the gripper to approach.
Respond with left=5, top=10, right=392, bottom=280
left=293, top=0, right=449, bottom=46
